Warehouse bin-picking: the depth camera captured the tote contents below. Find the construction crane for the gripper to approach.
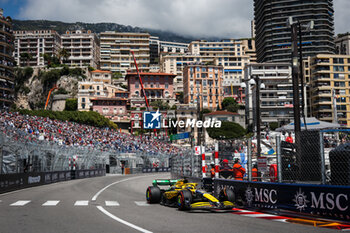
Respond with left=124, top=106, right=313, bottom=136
left=131, top=51, right=150, bottom=111
left=44, top=85, right=58, bottom=110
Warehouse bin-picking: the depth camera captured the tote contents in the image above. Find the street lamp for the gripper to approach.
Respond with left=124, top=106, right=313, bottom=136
left=241, top=75, right=265, bottom=157
left=298, top=20, right=314, bottom=131
left=288, top=17, right=314, bottom=176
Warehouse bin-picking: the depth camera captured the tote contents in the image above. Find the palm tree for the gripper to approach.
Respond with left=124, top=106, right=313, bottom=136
left=20, top=52, right=32, bottom=67
left=57, top=48, right=70, bottom=64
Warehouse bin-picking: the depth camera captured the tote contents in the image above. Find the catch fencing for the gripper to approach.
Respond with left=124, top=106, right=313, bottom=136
left=171, top=129, right=350, bottom=186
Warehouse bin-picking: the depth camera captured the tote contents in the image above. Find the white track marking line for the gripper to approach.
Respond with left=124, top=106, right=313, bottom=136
left=10, top=200, right=31, bottom=206
left=241, top=214, right=276, bottom=217
left=74, top=200, right=89, bottom=206
left=135, top=201, right=150, bottom=206
left=92, top=176, right=143, bottom=201
left=97, top=206, right=152, bottom=233
left=235, top=210, right=251, bottom=213
left=42, top=200, right=60, bottom=206
left=273, top=219, right=289, bottom=222
left=105, top=201, right=120, bottom=206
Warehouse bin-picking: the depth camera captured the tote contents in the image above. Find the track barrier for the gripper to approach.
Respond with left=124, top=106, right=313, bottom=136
left=142, top=167, right=171, bottom=173
left=210, top=178, right=350, bottom=221
left=0, top=169, right=105, bottom=194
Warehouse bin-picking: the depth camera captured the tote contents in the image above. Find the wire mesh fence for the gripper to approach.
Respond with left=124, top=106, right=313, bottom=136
left=170, top=129, right=350, bottom=186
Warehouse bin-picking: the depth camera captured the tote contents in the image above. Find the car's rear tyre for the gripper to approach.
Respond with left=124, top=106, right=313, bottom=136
left=160, top=192, right=166, bottom=205
left=219, top=188, right=235, bottom=203
left=146, top=186, right=161, bottom=204
left=177, top=189, right=192, bottom=210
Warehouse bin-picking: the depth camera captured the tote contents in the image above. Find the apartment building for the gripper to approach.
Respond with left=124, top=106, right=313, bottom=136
left=335, top=34, right=350, bottom=55
left=149, top=36, right=160, bottom=65
left=61, top=30, right=100, bottom=68
left=99, top=32, right=150, bottom=75
left=254, top=0, right=335, bottom=63
left=242, top=39, right=257, bottom=64
left=188, top=39, right=251, bottom=98
left=183, top=64, right=223, bottom=110
left=160, top=40, right=189, bottom=54
left=244, top=63, right=293, bottom=128
left=14, top=30, right=61, bottom=67
left=0, top=8, right=15, bottom=110
left=150, top=36, right=189, bottom=71
left=160, top=53, right=203, bottom=93
left=126, top=72, right=176, bottom=108
left=77, top=70, right=128, bottom=113
left=308, top=54, right=350, bottom=126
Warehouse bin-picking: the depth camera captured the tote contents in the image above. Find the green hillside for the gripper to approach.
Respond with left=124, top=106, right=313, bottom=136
left=12, top=19, right=195, bottom=43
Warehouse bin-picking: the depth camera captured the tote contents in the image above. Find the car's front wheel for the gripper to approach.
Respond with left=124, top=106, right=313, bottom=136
left=177, top=190, right=192, bottom=210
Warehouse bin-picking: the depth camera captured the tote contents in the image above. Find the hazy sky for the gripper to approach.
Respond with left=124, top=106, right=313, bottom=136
left=1, top=0, right=350, bottom=38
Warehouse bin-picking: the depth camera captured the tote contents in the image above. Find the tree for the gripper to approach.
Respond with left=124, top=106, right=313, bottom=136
left=42, top=53, right=59, bottom=67
left=200, top=108, right=211, bottom=120
left=20, top=53, right=32, bottom=66
left=221, top=97, right=239, bottom=113
left=65, top=98, right=78, bottom=111
left=14, top=67, right=33, bottom=93
left=207, top=122, right=246, bottom=140
left=269, top=122, right=279, bottom=131
left=150, top=100, right=170, bottom=110
left=176, top=92, right=184, bottom=103
left=112, top=72, right=123, bottom=80
left=57, top=48, right=70, bottom=64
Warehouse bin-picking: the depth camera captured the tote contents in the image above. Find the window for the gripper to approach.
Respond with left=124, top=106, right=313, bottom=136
left=334, top=81, right=345, bottom=87
left=97, top=86, right=100, bottom=90
left=334, top=73, right=345, bottom=79
left=135, top=82, right=139, bottom=88
left=82, top=103, right=85, bottom=109
left=333, top=58, right=344, bottom=64
left=82, top=98, right=85, bottom=103
left=334, top=66, right=345, bottom=72
left=165, top=83, right=169, bottom=89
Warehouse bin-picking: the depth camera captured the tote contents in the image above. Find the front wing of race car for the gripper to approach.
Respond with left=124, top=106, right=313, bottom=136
left=191, top=190, right=235, bottom=210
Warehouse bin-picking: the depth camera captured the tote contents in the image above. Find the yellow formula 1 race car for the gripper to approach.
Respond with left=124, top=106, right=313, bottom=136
left=146, top=179, right=235, bottom=211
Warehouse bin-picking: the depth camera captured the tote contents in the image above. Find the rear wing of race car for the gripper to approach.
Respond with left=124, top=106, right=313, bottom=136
left=152, top=179, right=178, bottom=187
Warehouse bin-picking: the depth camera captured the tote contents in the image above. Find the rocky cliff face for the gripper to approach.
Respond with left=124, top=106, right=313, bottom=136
left=15, top=67, right=83, bottom=110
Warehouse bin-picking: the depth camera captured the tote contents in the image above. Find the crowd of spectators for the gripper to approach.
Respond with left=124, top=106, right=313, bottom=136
left=0, top=111, right=185, bottom=156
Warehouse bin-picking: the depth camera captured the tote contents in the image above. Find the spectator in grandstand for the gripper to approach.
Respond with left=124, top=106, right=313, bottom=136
left=0, top=111, right=182, bottom=156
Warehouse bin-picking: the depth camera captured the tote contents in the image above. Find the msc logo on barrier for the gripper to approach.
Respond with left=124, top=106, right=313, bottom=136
left=143, top=110, right=161, bottom=129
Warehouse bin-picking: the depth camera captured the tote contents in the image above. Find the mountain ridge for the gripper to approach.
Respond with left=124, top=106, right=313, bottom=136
left=12, top=19, right=201, bottom=43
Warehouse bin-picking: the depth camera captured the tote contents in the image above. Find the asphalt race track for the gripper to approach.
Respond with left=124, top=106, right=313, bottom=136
left=0, top=173, right=338, bottom=233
